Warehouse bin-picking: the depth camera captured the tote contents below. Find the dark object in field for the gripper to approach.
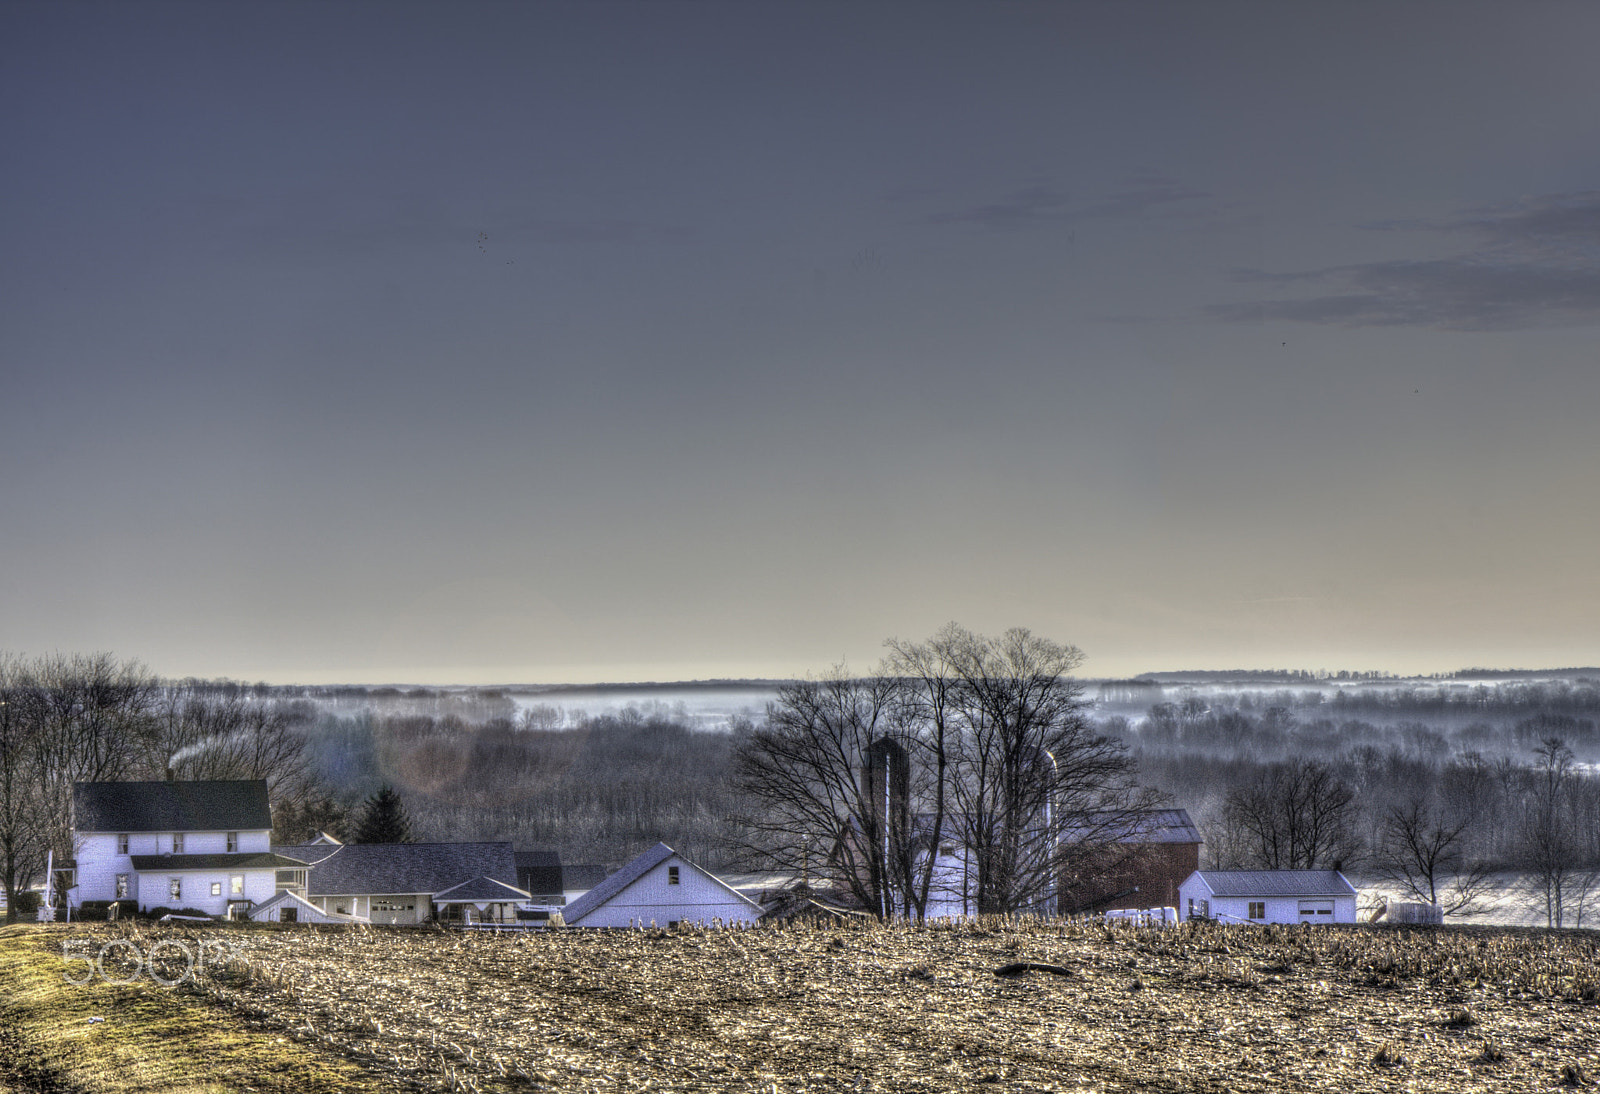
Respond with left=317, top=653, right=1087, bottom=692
left=993, top=962, right=1074, bottom=978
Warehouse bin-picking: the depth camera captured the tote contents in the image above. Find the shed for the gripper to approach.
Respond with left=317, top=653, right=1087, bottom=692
left=1178, top=870, right=1358, bottom=925
left=561, top=843, right=762, bottom=928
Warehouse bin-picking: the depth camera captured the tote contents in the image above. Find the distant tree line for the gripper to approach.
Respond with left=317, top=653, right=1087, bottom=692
left=1118, top=689, right=1600, bottom=927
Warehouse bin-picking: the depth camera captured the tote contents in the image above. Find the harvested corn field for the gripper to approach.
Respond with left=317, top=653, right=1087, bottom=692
left=25, top=919, right=1600, bottom=1092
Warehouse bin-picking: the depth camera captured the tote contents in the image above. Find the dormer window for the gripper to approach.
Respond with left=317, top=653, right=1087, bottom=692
left=226, top=832, right=238, bottom=853
left=172, top=833, right=184, bottom=854
left=117, top=834, right=129, bottom=855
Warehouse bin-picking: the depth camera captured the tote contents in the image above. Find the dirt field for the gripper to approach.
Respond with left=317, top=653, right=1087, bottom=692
left=27, top=918, right=1600, bottom=1092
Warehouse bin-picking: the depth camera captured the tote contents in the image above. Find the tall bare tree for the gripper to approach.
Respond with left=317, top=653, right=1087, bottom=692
left=731, top=671, right=910, bottom=916
left=1519, top=737, right=1592, bottom=928
left=1375, top=797, right=1494, bottom=915
left=0, top=669, right=49, bottom=921
left=933, top=626, right=1157, bottom=915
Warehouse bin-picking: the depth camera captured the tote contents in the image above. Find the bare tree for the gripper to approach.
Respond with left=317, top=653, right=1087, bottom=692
left=1520, top=737, right=1587, bottom=928
left=887, top=626, right=1159, bottom=917
left=0, top=669, right=49, bottom=922
left=730, top=671, right=909, bottom=916
left=1222, top=758, right=1361, bottom=870
left=1375, top=797, right=1494, bottom=915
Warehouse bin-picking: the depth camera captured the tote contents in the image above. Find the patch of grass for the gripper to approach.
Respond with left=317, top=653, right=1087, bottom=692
left=1475, top=1042, right=1506, bottom=1065
left=0, top=924, right=380, bottom=1094
left=1371, top=1041, right=1406, bottom=1068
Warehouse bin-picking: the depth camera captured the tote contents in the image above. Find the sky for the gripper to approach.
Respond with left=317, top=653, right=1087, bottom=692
left=3, top=2, right=1598, bottom=684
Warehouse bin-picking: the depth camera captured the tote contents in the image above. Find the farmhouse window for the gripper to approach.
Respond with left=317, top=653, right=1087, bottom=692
left=117, top=834, right=129, bottom=854
left=1248, top=902, right=1266, bottom=920
left=115, top=874, right=129, bottom=899
left=169, top=877, right=182, bottom=899
left=226, top=832, right=238, bottom=852
left=230, top=875, right=244, bottom=896
left=172, top=833, right=184, bottom=854
left=211, top=882, right=222, bottom=897
left=668, top=866, right=680, bottom=885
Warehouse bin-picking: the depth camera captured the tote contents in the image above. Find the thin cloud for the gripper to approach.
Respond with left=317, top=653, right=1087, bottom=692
left=924, top=185, right=1071, bottom=227
left=923, top=177, right=1208, bottom=229
left=1213, top=191, right=1600, bottom=330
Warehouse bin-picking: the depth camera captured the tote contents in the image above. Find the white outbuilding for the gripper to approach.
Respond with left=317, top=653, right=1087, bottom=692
left=560, top=843, right=762, bottom=929
left=1178, top=869, right=1359, bottom=925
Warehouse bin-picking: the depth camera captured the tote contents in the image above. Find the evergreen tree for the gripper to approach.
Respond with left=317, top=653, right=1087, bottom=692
left=351, top=784, right=414, bottom=844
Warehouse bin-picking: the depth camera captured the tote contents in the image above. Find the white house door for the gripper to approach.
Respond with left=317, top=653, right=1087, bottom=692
left=1298, top=900, right=1334, bottom=920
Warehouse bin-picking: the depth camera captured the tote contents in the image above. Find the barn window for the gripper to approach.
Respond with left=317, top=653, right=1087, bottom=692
left=668, top=866, right=680, bottom=885
left=117, top=834, right=129, bottom=854
left=1248, top=902, right=1265, bottom=920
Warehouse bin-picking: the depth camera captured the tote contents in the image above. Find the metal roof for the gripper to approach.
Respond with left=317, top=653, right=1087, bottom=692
left=273, top=841, right=518, bottom=897
left=1188, top=870, right=1357, bottom=898
left=129, top=852, right=307, bottom=871
left=75, top=780, right=272, bottom=833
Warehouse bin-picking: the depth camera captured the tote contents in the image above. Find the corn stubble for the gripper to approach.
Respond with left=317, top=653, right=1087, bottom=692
left=86, top=918, right=1600, bottom=1092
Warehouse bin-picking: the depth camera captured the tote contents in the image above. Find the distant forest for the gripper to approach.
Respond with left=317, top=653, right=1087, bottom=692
left=7, top=657, right=1600, bottom=921
left=281, top=674, right=1600, bottom=892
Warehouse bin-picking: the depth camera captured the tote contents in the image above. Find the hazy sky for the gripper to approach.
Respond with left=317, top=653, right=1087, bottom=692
left=4, top=3, right=1598, bottom=683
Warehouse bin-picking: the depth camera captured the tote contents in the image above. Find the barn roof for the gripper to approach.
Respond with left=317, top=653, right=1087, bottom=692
left=129, top=851, right=307, bottom=871
left=1187, top=870, right=1357, bottom=898
left=904, top=807, right=1203, bottom=846
left=562, top=843, right=760, bottom=926
left=74, top=780, right=272, bottom=833
left=273, top=841, right=518, bottom=896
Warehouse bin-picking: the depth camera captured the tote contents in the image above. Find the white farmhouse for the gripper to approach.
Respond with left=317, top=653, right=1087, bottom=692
left=72, top=779, right=308, bottom=917
left=561, top=843, right=762, bottom=928
left=1178, top=869, right=1359, bottom=925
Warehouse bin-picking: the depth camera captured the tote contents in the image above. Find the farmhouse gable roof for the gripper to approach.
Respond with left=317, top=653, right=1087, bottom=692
left=74, top=780, right=272, bottom=833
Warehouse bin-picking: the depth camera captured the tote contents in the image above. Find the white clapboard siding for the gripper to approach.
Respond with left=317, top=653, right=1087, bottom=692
left=564, top=844, right=762, bottom=928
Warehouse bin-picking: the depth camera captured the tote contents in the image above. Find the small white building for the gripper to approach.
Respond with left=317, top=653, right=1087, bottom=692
left=1178, top=869, right=1359, bottom=925
left=561, top=843, right=762, bottom=929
